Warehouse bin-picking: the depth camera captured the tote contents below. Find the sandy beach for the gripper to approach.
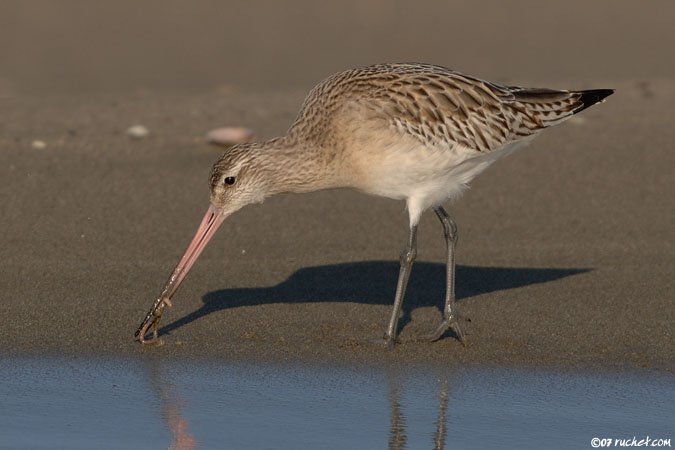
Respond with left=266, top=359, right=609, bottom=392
left=1, top=1, right=673, bottom=370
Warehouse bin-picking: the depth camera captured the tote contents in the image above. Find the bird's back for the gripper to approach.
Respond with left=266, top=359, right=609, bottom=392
left=289, top=63, right=613, bottom=154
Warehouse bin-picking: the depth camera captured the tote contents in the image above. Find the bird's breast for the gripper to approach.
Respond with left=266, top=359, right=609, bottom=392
left=346, top=128, right=531, bottom=206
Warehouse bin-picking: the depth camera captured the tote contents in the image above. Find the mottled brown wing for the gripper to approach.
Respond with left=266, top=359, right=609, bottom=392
left=362, top=66, right=589, bottom=153
left=290, top=63, right=602, bottom=153
left=367, top=71, right=516, bottom=152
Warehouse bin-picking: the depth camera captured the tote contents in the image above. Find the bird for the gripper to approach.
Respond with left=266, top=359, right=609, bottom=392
left=135, top=62, right=613, bottom=347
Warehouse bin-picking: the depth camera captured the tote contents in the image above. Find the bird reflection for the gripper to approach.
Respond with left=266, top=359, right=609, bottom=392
left=433, top=379, right=449, bottom=450
left=388, top=374, right=407, bottom=450
left=388, top=374, right=450, bottom=450
left=146, top=361, right=196, bottom=450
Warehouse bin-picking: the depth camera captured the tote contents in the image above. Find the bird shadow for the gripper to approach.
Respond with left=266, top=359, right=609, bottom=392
left=158, top=261, right=590, bottom=338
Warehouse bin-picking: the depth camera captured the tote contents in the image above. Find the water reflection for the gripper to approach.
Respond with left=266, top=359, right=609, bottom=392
left=146, top=361, right=196, bottom=450
left=129, top=361, right=673, bottom=450
left=433, top=379, right=449, bottom=450
left=388, top=373, right=451, bottom=450
left=143, top=361, right=454, bottom=450
left=388, top=374, right=407, bottom=450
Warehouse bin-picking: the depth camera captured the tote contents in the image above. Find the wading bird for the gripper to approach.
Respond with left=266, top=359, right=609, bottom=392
left=135, top=63, right=612, bottom=347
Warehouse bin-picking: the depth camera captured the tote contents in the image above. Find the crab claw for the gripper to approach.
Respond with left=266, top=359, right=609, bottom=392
left=135, top=297, right=172, bottom=345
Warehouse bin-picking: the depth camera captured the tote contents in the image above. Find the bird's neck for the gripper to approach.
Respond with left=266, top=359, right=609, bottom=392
left=255, top=135, right=344, bottom=195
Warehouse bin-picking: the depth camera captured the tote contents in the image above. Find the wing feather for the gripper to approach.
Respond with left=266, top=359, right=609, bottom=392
left=290, top=63, right=607, bottom=153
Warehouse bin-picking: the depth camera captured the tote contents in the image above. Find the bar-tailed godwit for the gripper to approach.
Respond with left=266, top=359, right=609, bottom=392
left=136, top=63, right=613, bottom=347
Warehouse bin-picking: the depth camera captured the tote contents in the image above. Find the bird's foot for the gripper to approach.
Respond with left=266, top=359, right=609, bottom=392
left=385, top=334, right=397, bottom=350
left=135, top=297, right=172, bottom=346
left=423, top=314, right=469, bottom=346
left=369, top=334, right=398, bottom=350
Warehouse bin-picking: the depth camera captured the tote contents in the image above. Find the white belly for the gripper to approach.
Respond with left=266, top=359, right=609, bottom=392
left=354, top=136, right=532, bottom=224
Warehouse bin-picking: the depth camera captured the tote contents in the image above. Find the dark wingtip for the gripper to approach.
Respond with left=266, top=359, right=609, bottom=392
left=574, top=89, right=615, bottom=114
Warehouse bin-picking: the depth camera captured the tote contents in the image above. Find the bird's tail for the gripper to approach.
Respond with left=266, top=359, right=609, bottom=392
left=572, top=89, right=615, bottom=115
left=510, top=87, right=614, bottom=129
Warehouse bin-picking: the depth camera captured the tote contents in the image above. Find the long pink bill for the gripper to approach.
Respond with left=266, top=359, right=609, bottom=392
left=159, top=204, right=227, bottom=300
left=136, top=204, right=227, bottom=344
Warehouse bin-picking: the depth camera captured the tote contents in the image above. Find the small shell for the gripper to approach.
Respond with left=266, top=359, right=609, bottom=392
left=205, top=127, right=255, bottom=146
left=31, top=140, right=47, bottom=149
left=126, top=124, right=150, bottom=139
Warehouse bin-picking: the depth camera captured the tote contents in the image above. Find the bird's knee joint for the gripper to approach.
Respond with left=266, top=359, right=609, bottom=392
left=442, top=223, right=458, bottom=243
left=400, top=248, right=417, bottom=265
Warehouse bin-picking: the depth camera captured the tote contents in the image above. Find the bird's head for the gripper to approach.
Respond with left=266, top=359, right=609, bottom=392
left=208, top=142, right=273, bottom=216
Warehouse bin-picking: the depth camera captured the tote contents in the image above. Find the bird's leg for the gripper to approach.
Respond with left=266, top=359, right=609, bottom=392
left=384, top=225, right=418, bottom=349
left=425, top=206, right=466, bottom=344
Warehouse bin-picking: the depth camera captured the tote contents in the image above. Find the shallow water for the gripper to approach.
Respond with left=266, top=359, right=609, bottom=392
left=0, top=357, right=672, bottom=450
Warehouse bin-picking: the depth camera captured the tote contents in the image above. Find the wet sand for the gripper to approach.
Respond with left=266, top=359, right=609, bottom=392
left=1, top=1, right=673, bottom=370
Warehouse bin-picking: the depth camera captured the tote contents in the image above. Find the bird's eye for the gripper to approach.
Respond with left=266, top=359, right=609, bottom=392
left=224, top=176, right=236, bottom=186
